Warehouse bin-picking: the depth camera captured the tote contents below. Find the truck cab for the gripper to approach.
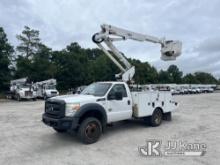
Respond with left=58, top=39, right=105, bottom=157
left=42, top=81, right=177, bottom=144
left=15, top=84, right=37, bottom=100
left=42, top=84, right=59, bottom=99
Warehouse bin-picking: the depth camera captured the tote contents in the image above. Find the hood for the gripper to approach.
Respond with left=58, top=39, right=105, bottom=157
left=49, top=94, right=100, bottom=104
left=45, top=89, right=58, bottom=93
left=20, top=88, right=32, bottom=92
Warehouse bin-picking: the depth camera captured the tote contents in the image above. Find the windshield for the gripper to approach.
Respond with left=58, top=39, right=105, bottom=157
left=81, top=83, right=112, bottom=96
left=46, top=85, right=56, bottom=89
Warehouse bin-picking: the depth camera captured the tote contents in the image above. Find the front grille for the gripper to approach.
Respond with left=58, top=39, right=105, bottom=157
left=25, top=91, right=33, bottom=96
left=45, top=100, right=65, bottom=119
left=51, top=91, right=57, bottom=94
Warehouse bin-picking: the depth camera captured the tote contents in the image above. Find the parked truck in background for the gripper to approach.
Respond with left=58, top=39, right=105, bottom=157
left=9, top=77, right=37, bottom=101
left=42, top=24, right=182, bottom=144
left=34, top=79, right=59, bottom=100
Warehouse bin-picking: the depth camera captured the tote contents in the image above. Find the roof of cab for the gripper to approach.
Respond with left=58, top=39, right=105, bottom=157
left=96, top=81, right=126, bottom=84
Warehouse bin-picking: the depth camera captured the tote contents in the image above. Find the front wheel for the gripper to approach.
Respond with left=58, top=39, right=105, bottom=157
left=16, top=94, right=21, bottom=101
left=77, top=117, right=102, bottom=144
left=150, top=108, right=163, bottom=127
left=44, top=95, right=47, bottom=100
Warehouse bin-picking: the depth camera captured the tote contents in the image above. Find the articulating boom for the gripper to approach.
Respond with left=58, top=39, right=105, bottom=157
left=92, top=24, right=182, bottom=82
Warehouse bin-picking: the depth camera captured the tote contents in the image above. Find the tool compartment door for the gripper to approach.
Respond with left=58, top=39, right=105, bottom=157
left=131, top=92, right=153, bottom=117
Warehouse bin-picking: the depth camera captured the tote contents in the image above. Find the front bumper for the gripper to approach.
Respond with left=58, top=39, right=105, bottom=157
left=21, top=96, right=36, bottom=99
left=42, top=113, right=79, bottom=130
left=47, top=94, right=58, bottom=98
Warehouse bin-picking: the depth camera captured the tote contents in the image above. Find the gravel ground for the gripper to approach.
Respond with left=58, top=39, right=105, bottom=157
left=0, top=93, right=219, bottom=165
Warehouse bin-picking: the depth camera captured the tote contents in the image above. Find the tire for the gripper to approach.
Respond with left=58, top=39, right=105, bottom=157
left=53, top=128, right=67, bottom=133
left=16, top=94, right=21, bottom=101
left=150, top=108, right=163, bottom=127
left=44, top=95, right=47, bottom=100
left=77, top=117, right=102, bottom=144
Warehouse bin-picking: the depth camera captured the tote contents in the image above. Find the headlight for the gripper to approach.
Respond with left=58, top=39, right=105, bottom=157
left=65, top=103, right=80, bottom=117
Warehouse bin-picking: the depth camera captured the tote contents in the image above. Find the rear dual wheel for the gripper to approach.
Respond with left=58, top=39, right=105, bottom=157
left=150, top=108, right=163, bottom=127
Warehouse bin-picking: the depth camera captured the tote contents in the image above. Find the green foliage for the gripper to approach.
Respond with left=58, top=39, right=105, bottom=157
left=52, top=43, right=89, bottom=90
left=15, top=55, right=33, bottom=78
left=167, top=65, right=183, bottom=83
left=182, top=73, right=199, bottom=84
left=0, top=27, right=14, bottom=90
left=183, top=72, right=217, bottom=84
left=131, top=59, right=158, bottom=84
left=158, top=70, right=172, bottom=83
left=194, top=72, right=217, bottom=84
left=31, top=44, right=56, bottom=81
left=15, top=26, right=44, bottom=81
left=51, top=43, right=120, bottom=90
left=16, top=26, right=40, bottom=58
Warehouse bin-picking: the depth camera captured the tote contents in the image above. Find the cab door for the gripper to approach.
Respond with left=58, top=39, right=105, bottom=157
left=106, top=84, right=132, bottom=122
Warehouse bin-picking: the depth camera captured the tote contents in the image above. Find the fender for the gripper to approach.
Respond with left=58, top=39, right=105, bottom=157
left=75, top=103, right=107, bottom=125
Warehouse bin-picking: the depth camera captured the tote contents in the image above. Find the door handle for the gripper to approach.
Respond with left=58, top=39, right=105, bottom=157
left=127, top=100, right=131, bottom=105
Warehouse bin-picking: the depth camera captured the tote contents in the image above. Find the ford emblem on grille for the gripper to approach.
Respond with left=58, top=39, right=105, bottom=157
left=49, top=106, right=54, bottom=111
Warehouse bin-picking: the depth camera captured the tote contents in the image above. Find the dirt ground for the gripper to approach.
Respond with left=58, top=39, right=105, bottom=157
left=0, top=93, right=219, bottom=165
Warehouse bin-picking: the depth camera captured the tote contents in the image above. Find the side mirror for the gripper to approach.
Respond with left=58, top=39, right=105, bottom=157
left=115, top=91, right=123, bottom=100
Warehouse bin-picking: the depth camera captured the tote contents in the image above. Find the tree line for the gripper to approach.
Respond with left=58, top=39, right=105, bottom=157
left=0, top=26, right=219, bottom=92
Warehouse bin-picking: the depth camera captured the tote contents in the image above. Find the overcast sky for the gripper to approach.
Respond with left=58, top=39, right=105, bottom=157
left=1, top=0, right=220, bottom=78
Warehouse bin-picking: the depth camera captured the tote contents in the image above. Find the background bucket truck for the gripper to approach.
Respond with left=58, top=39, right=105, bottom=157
left=9, top=77, right=37, bottom=101
left=34, top=79, right=59, bottom=99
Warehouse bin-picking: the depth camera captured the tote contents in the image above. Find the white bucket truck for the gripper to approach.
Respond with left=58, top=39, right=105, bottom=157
left=35, top=79, right=59, bottom=99
left=9, top=77, right=37, bottom=101
left=42, top=24, right=182, bottom=144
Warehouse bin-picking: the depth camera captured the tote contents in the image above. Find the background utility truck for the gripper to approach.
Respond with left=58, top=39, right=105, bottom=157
left=42, top=24, right=182, bottom=144
left=34, top=79, right=59, bottom=99
left=9, top=77, right=37, bottom=101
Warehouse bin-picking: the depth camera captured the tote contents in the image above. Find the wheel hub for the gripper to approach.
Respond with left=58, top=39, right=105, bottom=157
left=85, top=122, right=99, bottom=139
